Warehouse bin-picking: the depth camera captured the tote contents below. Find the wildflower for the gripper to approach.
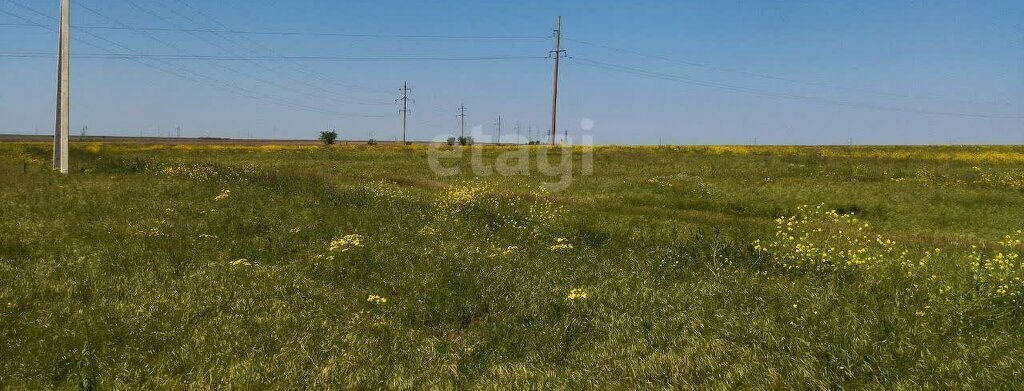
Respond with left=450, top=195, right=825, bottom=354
left=367, top=294, right=388, bottom=304
left=550, top=238, right=574, bottom=251
left=329, top=234, right=365, bottom=252
left=198, top=234, right=218, bottom=239
left=289, top=227, right=301, bottom=233
left=418, top=226, right=437, bottom=236
left=567, top=288, right=589, bottom=301
left=230, top=258, right=252, bottom=266
left=214, top=189, right=231, bottom=201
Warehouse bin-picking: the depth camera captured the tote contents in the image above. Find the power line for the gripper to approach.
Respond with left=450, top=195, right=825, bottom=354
left=0, top=22, right=549, bottom=40
left=549, top=16, right=565, bottom=145
left=1, top=4, right=391, bottom=119
left=162, top=0, right=392, bottom=96
left=495, top=115, right=502, bottom=145
left=0, top=52, right=547, bottom=62
left=457, top=104, right=467, bottom=138
left=142, top=0, right=393, bottom=104
left=112, top=0, right=390, bottom=107
left=396, top=82, right=412, bottom=143
left=571, top=57, right=1023, bottom=120
left=564, top=37, right=1014, bottom=107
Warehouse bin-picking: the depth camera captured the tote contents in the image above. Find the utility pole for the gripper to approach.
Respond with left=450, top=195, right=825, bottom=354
left=515, top=121, right=521, bottom=144
left=495, top=115, right=503, bottom=145
left=549, top=16, right=565, bottom=145
left=53, top=0, right=70, bottom=174
left=176, top=126, right=182, bottom=138
left=397, top=81, right=411, bottom=144
left=563, top=129, right=568, bottom=144
left=457, top=104, right=467, bottom=139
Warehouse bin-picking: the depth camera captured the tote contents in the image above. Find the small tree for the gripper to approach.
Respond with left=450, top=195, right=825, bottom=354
left=319, top=130, right=338, bottom=145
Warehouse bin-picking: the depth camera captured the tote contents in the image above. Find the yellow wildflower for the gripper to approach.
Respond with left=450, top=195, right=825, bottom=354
left=213, top=189, right=231, bottom=201
left=550, top=238, right=574, bottom=251
left=567, top=288, right=589, bottom=301
left=329, top=234, right=365, bottom=252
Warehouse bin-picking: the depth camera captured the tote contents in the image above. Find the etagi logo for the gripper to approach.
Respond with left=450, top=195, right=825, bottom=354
left=427, top=119, right=596, bottom=192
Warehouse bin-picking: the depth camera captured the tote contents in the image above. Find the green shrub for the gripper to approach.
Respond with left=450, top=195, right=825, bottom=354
left=319, top=130, right=338, bottom=145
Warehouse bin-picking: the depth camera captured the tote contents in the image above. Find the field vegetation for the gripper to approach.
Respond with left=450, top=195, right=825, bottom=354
left=2, top=142, right=1023, bottom=388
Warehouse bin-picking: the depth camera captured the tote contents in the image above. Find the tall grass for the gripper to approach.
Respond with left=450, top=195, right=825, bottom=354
left=1, top=142, right=1022, bottom=388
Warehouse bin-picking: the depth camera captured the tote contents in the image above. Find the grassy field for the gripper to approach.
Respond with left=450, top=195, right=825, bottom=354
left=2, top=142, right=1024, bottom=388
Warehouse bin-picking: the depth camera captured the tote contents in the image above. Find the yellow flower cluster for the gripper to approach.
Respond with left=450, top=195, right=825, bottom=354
left=970, top=230, right=1024, bottom=301
left=646, top=174, right=715, bottom=197
left=435, top=182, right=494, bottom=213
left=367, top=294, right=388, bottom=304
left=163, top=164, right=220, bottom=181
left=436, top=182, right=564, bottom=233
left=754, top=204, right=909, bottom=272
left=230, top=258, right=253, bottom=267
left=363, top=180, right=409, bottom=200
left=567, top=288, right=589, bottom=301
left=417, top=226, right=437, bottom=236
left=526, top=196, right=565, bottom=225
left=329, top=234, right=365, bottom=252
left=550, top=238, right=574, bottom=252
left=976, top=167, right=1024, bottom=191
left=487, top=245, right=519, bottom=258
left=213, top=189, right=231, bottom=201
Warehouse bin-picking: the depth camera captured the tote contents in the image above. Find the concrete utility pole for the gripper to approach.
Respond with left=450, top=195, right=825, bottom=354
left=397, top=81, right=411, bottom=144
left=53, top=0, right=70, bottom=174
left=457, top=104, right=467, bottom=138
left=549, top=16, right=565, bottom=145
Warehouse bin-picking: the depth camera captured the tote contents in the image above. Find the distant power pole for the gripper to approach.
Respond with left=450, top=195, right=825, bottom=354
left=563, top=128, right=568, bottom=144
left=515, top=121, right=521, bottom=144
left=53, top=0, right=70, bottom=174
left=80, top=126, right=87, bottom=138
left=397, top=81, right=411, bottom=144
left=549, top=16, right=565, bottom=145
left=457, top=104, right=467, bottom=138
left=176, top=126, right=182, bottom=138
left=495, top=115, right=503, bottom=145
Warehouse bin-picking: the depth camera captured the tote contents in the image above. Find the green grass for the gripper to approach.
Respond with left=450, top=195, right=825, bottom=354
left=2, top=142, right=1023, bottom=388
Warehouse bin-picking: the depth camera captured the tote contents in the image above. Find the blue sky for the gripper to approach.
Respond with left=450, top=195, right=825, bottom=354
left=0, top=0, right=1021, bottom=144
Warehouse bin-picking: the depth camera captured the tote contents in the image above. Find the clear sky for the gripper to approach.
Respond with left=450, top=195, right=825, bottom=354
left=1, top=0, right=1021, bottom=145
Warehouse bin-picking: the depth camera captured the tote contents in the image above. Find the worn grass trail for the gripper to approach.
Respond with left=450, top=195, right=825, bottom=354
left=1, top=143, right=1023, bottom=388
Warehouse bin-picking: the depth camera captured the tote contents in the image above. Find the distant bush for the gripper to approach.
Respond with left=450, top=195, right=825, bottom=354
left=458, top=136, right=473, bottom=146
left=367, top=139, right=377, bottom=146
left=447, top=137, right=457, bottom=146
left=319, top=130, right=338, bottom=145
